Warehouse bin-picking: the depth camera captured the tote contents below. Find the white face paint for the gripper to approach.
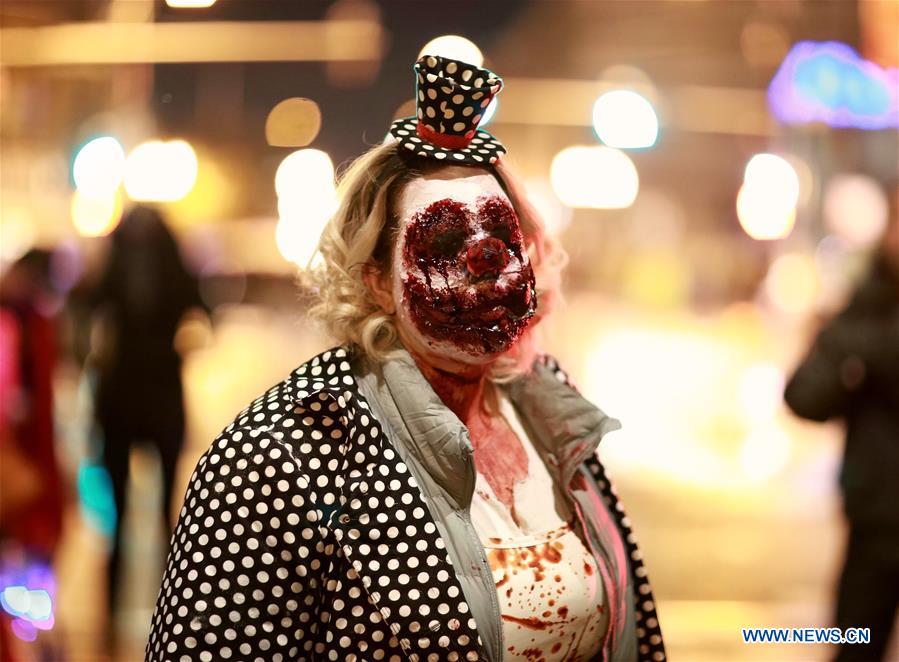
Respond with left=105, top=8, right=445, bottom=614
left=392, top=166, right=536, bottom=364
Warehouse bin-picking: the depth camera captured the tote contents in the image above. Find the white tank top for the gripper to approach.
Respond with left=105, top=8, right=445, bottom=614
left=469, top=392, right=609, bottom=660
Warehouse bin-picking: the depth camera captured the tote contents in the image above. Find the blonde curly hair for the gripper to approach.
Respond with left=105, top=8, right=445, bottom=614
left=305, top=140, right=566, bottom=381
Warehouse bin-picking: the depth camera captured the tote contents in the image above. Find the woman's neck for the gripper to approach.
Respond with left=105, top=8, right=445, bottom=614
left=406, top=349, right=491, bottom=423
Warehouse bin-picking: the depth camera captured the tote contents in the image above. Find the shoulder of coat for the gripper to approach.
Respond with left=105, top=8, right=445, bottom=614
left=221, top=344, right=370, bottom=440
left=536, top=352, right=579, bottom=392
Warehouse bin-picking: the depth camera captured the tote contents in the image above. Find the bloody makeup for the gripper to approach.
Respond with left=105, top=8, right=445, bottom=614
left=398, top=188, right=536, bottom=357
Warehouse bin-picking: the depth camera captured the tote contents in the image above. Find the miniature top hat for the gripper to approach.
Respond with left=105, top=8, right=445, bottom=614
left=387, top=54, right=506, bottom=165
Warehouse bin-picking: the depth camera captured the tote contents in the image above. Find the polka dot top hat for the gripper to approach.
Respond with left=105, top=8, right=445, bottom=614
left=388, top=54, right=506, bottom=165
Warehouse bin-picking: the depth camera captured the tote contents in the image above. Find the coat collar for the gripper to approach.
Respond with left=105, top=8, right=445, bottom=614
left=352, top=345, right=621, bottom=504
left=505, top=358, right=622, bottom=489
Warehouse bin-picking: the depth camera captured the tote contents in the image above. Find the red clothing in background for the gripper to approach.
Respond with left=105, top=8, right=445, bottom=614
left=0, top=303, right=64, bottom=555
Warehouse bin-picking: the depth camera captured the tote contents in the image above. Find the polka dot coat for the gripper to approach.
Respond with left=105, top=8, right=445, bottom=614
left=145, top=347, right=666, bottom=661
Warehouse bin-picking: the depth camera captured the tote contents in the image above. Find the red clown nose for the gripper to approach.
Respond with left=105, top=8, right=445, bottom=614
left=466, top=237, right=510, bottom=278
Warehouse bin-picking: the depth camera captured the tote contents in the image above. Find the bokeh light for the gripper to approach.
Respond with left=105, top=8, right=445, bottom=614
left=0, top=206, right=37, bottom=261
left=739, top=424, right=791, bottom=481
left=744, top=153, right=801, bottom=204
left=0, top=587, right=53, bottom=622
left=77, top=460, right=118, bottom=537
left=738, top=363, right=786, bottom=420
left=823, top=174, right=889, bottom=246
left=550, top=145, right=639, bottom=209
left=274, top=148, right=334, bottom=199
left=276, top=197, right=335, bottom=268
left=168, top=150, right=236, bottom=228
left=582, top=324, right=737, bottom=487
left=265, top=98, right=322, bottom=148
left=418, top=35, right=483, bottom=67
left=768, top=40, right=899, bottom=129
left=736, top=153, right=800, bottom=240
left=0, top=558, right=57, bottom=641
left=124, top=139, right=198, bottom=202
left=70, top=189, right=124, bottom=237
left=274, top=148, right=338, bottom=267
left=763, top=252, right=819, bottom=315
left=736, top=186, right=796, bottom=241
left=592, top=90, right=659, bottom=149
left=72, top=136, right=125, bottom=197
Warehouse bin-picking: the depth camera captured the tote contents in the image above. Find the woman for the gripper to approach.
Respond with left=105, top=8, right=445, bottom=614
left=146, top=56, right=665, bottom=662
left=89, top=205, right=203, bottom=641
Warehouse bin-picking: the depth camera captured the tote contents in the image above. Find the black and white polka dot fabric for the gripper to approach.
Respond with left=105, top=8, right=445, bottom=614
left=146, top=347, right=666, bottom=661
left=387, top=55, right=506, bottom=165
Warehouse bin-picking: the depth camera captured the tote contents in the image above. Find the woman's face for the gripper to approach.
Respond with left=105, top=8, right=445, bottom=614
left=389, top=166, right=536, bottom=366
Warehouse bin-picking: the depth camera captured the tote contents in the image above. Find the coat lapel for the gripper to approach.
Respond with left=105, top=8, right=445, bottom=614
left=295, top=350, right=484, bottom=661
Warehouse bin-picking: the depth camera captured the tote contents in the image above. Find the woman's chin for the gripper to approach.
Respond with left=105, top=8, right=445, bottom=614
left=416, top=335, right=515, bottom=371
left=396, top=310, right=522, bottom=373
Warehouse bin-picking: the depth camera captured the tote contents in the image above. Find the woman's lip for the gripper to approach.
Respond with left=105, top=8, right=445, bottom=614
left=416, top=285, right=536, bottom=325
left=404, top=263, right=536, bottom=331
left=418, top=304, right=532, bottom=328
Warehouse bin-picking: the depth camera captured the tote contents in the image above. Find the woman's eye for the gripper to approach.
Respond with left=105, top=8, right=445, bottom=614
left=488, top=225, right=512, bottom=244
left=429, top=230, right=466, bottom=256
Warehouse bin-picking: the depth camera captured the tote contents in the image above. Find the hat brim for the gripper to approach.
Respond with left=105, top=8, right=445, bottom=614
left=387, top=117, right=506, bottom=165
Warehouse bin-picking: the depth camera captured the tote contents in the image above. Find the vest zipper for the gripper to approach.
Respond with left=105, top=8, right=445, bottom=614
left=458, top=507, right=503, bottom=662
left=458, top=439, right=503, bottom=662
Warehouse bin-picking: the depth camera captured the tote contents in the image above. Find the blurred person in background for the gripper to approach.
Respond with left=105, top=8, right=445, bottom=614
left=146, top=56, right=665, bottom=662
left=784, top=183, right=899, bottom=661
left=0, top=250, right=66, bottom=661
left=85, top=205, right=203, bottom=650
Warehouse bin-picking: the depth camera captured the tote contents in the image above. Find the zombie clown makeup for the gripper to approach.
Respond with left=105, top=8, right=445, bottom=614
left=392, top=167, right=537, bottom=363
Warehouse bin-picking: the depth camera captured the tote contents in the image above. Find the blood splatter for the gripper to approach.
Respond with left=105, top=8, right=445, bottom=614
left=488, top=542, right=567, bottom=583
left=501, top=615, right=552, bottom=631
left=468, top=413, right=530, bottom=517
left=570, top=473, right=588, bottom=491
left=544, top=545, right=562, bottom=564
left=520, top=647, right=546, bottom=662
left=485, top=525, right=607, bottom=659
